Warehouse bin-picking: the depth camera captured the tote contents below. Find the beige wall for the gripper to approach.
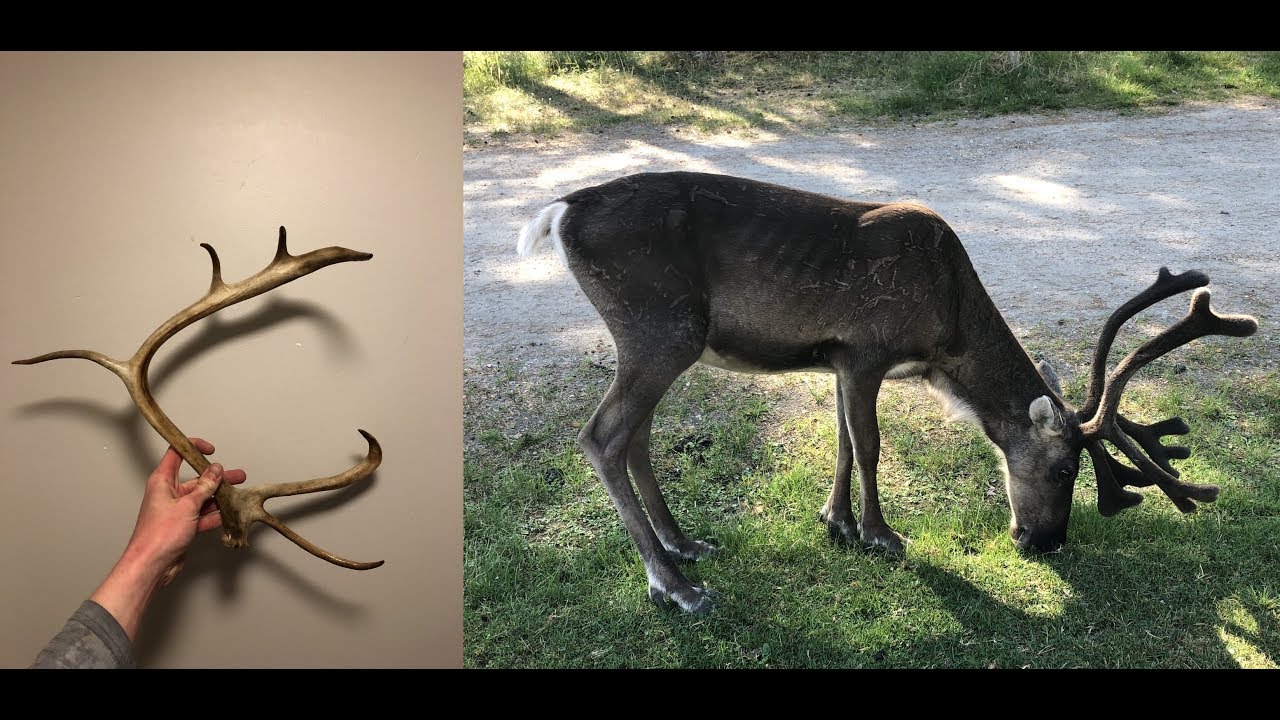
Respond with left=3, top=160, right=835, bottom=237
left=0, top=52, right=461, bottom=667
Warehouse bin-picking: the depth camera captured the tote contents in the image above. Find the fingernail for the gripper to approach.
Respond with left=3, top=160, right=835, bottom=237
left=207, top=463, right=223, bottom=479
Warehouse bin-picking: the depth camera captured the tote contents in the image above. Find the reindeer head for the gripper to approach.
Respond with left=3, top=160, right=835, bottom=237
left=998, top=378, right=1085, bottom=553
left=1008, top=268, right=1257, bottom=553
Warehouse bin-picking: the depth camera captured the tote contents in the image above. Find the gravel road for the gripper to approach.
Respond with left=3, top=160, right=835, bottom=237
left=465, top=101, right=1278, bottom=375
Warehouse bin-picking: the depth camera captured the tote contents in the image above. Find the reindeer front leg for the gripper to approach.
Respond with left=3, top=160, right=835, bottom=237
left=836, top=366, right=907, bottom=555
left=820, top=379, right=860, bottom=545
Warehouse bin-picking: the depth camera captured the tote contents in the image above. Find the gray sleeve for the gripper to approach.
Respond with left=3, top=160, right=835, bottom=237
left=29, top=600, right=136, bottom=669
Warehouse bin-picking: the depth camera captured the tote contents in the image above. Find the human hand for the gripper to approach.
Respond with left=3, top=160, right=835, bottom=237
left=122, top=438, right=248, bottom=587
left=89, top=438, right=246, bottom=641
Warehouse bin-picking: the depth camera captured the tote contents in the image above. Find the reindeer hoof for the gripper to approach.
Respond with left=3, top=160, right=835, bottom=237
left=819, top=505, right=860, bottom=546
left=649, top=583, right=717, bottom=615
left=663, top=537, right=719, bottom=561
left=860, top=525, right=909, bottom=557
left=825, top=518, right=860, bottom=547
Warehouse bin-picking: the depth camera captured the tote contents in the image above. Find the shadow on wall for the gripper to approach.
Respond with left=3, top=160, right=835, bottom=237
left=15, top=297, right=358, bottom=480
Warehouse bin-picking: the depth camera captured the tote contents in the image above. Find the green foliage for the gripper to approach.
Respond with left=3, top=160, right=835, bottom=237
left=464, top=51, right=1280, bottom=140
left=462, top=51, right=551, bottom=95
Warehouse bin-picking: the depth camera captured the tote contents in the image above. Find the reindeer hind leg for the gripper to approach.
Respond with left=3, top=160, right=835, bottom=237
left=579, top=340, right=714, bottom=613
left=629, top=409, right=718, bottom=561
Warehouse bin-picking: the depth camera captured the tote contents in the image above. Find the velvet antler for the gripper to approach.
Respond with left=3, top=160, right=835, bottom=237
left=1079, top=268, right=1257, bottom=515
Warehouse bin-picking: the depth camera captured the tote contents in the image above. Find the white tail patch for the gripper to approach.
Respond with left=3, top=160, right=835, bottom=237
left=517, top=201, right=570, bottom=270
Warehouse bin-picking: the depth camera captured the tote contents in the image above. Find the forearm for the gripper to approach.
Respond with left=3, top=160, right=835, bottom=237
left=33, top=444, right=235, bottom=668
left=88, top=547, right=166, bottom=643
left=34, top=538, right=169, bottom=668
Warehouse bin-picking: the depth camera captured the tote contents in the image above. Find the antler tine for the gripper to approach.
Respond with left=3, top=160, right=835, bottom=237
left=275, top=225, right=291, bottom=262
left=234, top=430, right=384, bottom=570
left=1080, top=267, right=1208, bottom=419
left=1117, top=415, right=1191, bottom=477
left=204, top=241, right=225, bottom=292
left=1090, top=420, right=1195, bottom=514
left=130, top=226, right=372, bottom=373
left=13, top=227, right=383, bottom=570
left=1087, top=442, right=1144, bottom=517
left=1104, top=430, right=1215, bottom=510
left=1090, top=439, right=1200, bottom=514
left=13, top=350, right=129, bottom=379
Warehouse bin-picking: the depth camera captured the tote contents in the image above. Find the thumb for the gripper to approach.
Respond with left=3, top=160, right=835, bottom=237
left=186, top=463, right=224, bottom=507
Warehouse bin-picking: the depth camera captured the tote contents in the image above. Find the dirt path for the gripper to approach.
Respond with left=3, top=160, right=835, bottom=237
left=465, top=101, right=1279, bottom=375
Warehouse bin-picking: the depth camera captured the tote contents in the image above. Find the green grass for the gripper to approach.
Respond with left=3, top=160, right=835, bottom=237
left=463, top=51, right=1280, bottom=141
left=463, top=332, right=1280, bottom=668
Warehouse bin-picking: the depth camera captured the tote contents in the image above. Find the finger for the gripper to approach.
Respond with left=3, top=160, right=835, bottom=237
left=154, top=437, right=215, bottom=486
left=150, top=446, right=186, bottom=483
left=196, top=510, right=223, bottom=533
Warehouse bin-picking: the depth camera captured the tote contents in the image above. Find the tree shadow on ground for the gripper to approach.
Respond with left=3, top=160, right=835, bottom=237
left=522, top=73, right=804, bottom=136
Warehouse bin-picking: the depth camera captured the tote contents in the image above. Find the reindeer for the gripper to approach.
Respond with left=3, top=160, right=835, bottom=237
left=517, top=172, right=1258, bottom=614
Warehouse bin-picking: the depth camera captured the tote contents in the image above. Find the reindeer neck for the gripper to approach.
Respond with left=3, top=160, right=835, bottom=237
left=929, top=288, right=1055, bottom=452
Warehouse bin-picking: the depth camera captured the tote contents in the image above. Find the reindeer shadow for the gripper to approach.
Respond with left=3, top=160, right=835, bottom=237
left=904, top=517, right=1280, bottom=669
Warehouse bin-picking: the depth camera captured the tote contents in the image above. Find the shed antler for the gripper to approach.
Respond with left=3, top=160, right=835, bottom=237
left=1078, top=268, right=1257, bottom=515
left=14, top=227, right=384, bottom=569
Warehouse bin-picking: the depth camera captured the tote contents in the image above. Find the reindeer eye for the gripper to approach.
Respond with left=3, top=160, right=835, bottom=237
left=1056, top=466, right=1075, bottom=484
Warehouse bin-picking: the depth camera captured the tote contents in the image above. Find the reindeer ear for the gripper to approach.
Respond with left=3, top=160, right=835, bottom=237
left=1029, top=395, right=1064, bottom=437
left=1037, top=358, right=1063, bottom=398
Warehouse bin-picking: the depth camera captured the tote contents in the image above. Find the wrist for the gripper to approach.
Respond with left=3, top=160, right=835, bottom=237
left=117, top=540, right=171, bottom=583
left=89, top=547, right=167, bottom=642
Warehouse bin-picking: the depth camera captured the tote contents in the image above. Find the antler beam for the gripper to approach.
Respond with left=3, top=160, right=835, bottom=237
left=14, top=227, right=384, bottom=570
left=1079, top=267, right=1208, bottom=419
left=1079, top=273, right=1258, bottom=514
